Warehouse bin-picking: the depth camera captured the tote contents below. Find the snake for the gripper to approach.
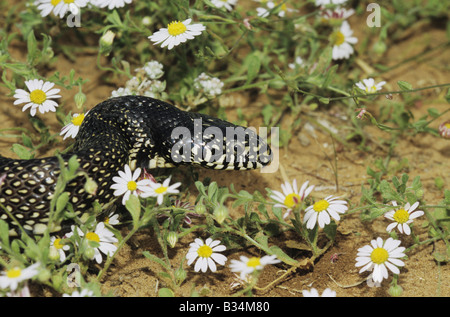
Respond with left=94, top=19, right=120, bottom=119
left=0, top=95, right=272, bottom=235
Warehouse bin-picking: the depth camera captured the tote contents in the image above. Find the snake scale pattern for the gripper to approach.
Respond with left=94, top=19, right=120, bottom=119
left=0, top=95, right=272, bottom=235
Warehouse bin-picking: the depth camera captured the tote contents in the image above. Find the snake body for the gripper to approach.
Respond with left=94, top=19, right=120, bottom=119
left=0, top=95, right=272, bottom=235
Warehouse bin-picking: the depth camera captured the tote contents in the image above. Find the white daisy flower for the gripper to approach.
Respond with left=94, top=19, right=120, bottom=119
left=60, top=111, right=89, bottom=140
left=270, top=179, right=314, bottom=219
left=439, top=120, right=450, bottom=139
left=384, top=201, right=424, bottom=235
left=186, top=237, right=227, bottom=272
left=315, top=0, right=347, bottom=5
left=303, top=195, right=348, bottom=229
left=69, top=222, right=118, bottom=264
left=13, top=79, right=61, bottom=117
left=302, top=288, right=336, bottom=297
left=193, top=73, right=224, bottom=97
left=355, top=78, right=386, bottom=93
left=53, top=0, right=88, bottom=18
left=141, top=176, right=181, bottom=205
left=91, top=0, right=132, bottom=10
left=211, top=0, right=237, bottom=11
left=256, top=1, right=297, bottom=18
left=0, top=262, right=40, bottom=291
left=110, top=164, right=152, bottom=205
left=148, top=18, right=206, bottom=50
left=330, top=21, right=358, bottom=60
left=50, top=236, right=70, bottom=262
left=320, top=6, right=355, bottom=21
left=355, top=237, right=406, bottom=284
left=104, top=211, right=120, bottom=226
left=35, top=0, right=59, bottom=17
left=230, top=254, right=280, bottom=280
left=63, top=288, right=94, bottom=297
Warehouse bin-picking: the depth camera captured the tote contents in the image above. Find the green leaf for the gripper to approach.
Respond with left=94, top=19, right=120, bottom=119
left=397, top=80, right=412, bottom=91
left=269, top=245, right=298, bottom=266
left=445, top=88, right=450, bottom=103
left=158, top=288, right=174, bottom=297
left=143, top=251, right=170, bottom=271
left=56, top=192, right=70, bottom=214
left=26, top=30, right=37, bottom=65
left=245, top=52, right=261, bottom=84
left=11, top=143, right=33, bottom=159
left=125, top=194, right=141, bottom=229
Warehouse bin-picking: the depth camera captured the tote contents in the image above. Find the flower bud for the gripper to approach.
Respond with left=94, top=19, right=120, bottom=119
left=83, top=246, right=96, bottom=261
left=74, top=90, right=87, bottom=109
left=166, top=231, right=178, bottom=248
left=174, top=267, right=187, bottom=285
left=49, top=246, right=61, bottom=261
left=388, top=284, right=403, bottom=297
left=84, top=177, right=98, bottom=195
left=213, top=204, right=229, bottom=224
left=99, top=30, right=115, bottom=56
left=194, top=203, right=207, bottom=215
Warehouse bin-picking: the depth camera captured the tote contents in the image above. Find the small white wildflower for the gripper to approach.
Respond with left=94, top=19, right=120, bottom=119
left=355, top=78, right=386, bottom=93
left=149, top=19, right=206, bottom=50
left=50, top=236, right=70, bottom=262
left=0, top=263, right=40, bottom=291
left=13, top=79, right=61, bottom=116
left=288, top=56, right=304, bottom=70
left=330, top=21, right=358, bottom=60
left=60, top=111, right=89, bottom=140
left=110, top=164, right=152, bottom=205
left=355, top=237, right=406, bottom=284
left=186, top=237, right=227, bottom=272
left=211, top=0, right=237, bottom=11
left=302, top=288, right=336, bottom=297
left=111, top=87, right=133, bottom=97
left=91, top=0, right=133, bottom=10
left=303, top=195, right=348, bottom=229
left=229, top=254, right=280, bottom=280
left=270, top=179, right=314, bottom=219
left=140, top=61, right=164, bottom=80
left=384, top=201, right=424, bottom=235
left=69, top=222, right=118, bottom=264
left=194, top=73, right=224, bottom=97
left=141, top=176, right=181, bottom=205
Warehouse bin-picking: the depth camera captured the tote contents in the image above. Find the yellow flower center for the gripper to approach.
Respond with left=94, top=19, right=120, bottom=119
left=366, top=86, right=377, bottom=93
left=29, top=89, right=47, bottom=104
left=313, top=199, right=329, bottom=213
left=127, top=181, right=137, bottom=191
left=331, top=31, right=345, bottom=46
left=370, top=247, right=389, bottom=264
left=51, top=0, right=61, bottom=6
left=284, top=193, right=301, bottom=209
left=155, top=186, right=168, bottom=194
left=53, top=238, right=64, bottom=250
left=71, top=113, right=85, bottom=126
left=197, top=245, right=213, bottom=258
left=167, top=21, right=187, bottom=36
left=393, top=208, right=409, bottom=224
left=246, top=257, right=261, bottom=268
left=85, top=232, right=100, bottom=243
left=6, top=267, right=22, bottom=279
left=445, top=123, right=450, bottom=129
left=63, top=0, right=74, bottom=3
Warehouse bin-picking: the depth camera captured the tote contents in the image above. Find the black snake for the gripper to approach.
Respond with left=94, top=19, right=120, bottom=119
left=0, top=95, right=272, bottom=235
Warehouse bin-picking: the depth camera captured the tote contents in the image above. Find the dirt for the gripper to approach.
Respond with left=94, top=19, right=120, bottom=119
left=1, top=12, right=449, bottom=298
